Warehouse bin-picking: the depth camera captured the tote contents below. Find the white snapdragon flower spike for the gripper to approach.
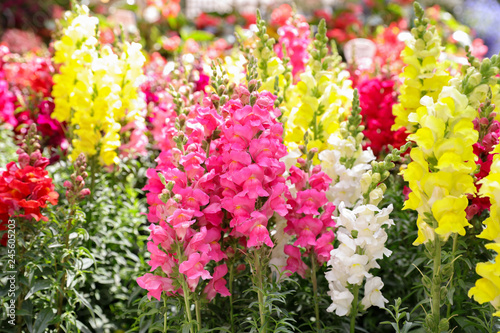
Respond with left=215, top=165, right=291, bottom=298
left=319, top=133, right=375, bottom=208
left=326, top=200, right=393, bottom=315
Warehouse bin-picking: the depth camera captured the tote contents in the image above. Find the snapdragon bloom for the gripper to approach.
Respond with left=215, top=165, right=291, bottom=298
left=275, top=13, right=311, bottom=80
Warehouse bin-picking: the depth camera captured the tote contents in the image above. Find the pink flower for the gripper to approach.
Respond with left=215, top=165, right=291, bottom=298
left=222, top=150, right=252, bottom=172
left=204, top=264, right=231, bottom=301
left=232, top=164, right=269, bottom=199
left=148, top=221, right=176, bottom=250
left=137, top=273, right=175, bottom=301
left=308, top=171, right=332, bottom=192
left=261, top=183, right=289, bottom=217
left=167, top=208, right=196, bottom=239
left=147, top=242, right=176, bottom=274
left=296, top=189, right=328, bottom=215
left=163, top=35, right=181, bottom=52
left=223, top=124, right=258, bottom=149
left=177, top=187, right=210, bottom=212
left=222, top=195, right=256, bottom=219
left=196, top=106, right=223, bottom=135
left=293, top=216, right=323, bottom=248
left=288, top=166, right=307, bottom=191
left=314, top=231, right=335, bottom=264
left=238, top=211, right=273, bottom=248
left=284, top=245, right=308, bottom=278
left=179, top=252, right=212, bottom=280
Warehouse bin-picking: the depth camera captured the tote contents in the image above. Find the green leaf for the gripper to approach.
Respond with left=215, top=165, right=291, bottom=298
left=33, top=308, right=55, bottom=333
left=73, top=289, right=95, bottom=319
left=25, top=279, right=52, bottom=299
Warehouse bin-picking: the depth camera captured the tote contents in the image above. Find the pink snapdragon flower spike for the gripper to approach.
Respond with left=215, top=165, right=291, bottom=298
left=274, top=13, right=311, bottom=81
left=281, top=150, right=336, bottom=276
left=217, top=86, right=289, bottom=250
left=139, top=78, right=288, bottom=308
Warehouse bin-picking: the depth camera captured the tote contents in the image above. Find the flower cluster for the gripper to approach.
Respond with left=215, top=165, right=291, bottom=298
left=282, top=156, right=336, bottom=277
left=403, top=85, right=478, bottom=244
left=357, top=77, right=408, bottom=155
left=138, top=71, right=288, bottom=302
left=274, top=12, right=311, bottom=81
left=284, top=20, right=353, bottom=157
left=323, top=92, right=400, bottom=317
left=0, top=125, right=59, bottom=246
left=52, top=5, right=147, bottom=165
left=319, top=92, right=375, bottom=208
left=218, top=85, right=288, bottom=249
left=326, top=203, right=393, bottom=315
left=392, top=3, right=451, bottom=133
left=0, top=46, right=67, bottom=157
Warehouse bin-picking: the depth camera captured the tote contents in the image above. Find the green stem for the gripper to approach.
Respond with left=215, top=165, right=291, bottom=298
left=431, top=232, right=442, bottom=332
left=350, top=284, right=360, bottom=333
left=311, top=254, right=321, bottom=332
left=229, top=263, right=235, bottom=333
left=163, top=297, right=168, bottom=333
left=180, top=276, right=194, bottom=333
left=312, top=107, right=318, bottom=141
left=89, top=156, right=97, bottom=203
left=195, top=299, right=202, bottom=331
left=446, top=234, right=458, bottom=318
left=254, top=250, right=266, bottom=333
left=55, top=208, right=77, bottom=333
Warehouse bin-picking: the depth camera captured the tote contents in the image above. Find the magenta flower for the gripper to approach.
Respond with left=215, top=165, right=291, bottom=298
left=177, top=187, right=210, bottom=212
left=308, top=171, right=332, bottom=192
left=288, top=166, right=307, bottom=191
left=204, top=264, right=231, bottom=301
left=196, top=106, right=223, bottom=134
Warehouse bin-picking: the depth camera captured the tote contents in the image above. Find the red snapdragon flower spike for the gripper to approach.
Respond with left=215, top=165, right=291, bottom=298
left=0, top=148, right=58, bottom=246
left=357, top=77, right=408, bottom=155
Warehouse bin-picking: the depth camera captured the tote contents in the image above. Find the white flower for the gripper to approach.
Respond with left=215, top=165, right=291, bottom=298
left=326, top=287, right=354, bottom=316
left=361, top=276, right=388, bottom=310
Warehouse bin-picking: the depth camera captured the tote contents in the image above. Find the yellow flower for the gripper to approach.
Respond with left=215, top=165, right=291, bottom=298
left=469, top=243, right=500, bottom=316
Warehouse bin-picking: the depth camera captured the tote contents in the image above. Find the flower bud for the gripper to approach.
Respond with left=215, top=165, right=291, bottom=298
left=79, top=188, right=91, bottom=198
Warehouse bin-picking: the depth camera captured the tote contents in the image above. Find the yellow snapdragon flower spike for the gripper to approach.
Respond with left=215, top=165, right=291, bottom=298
left=402, top=83, right=478, bottom=245
left=52, top=5, right=146, bottom=165
left=392, top=4, right=451, bottom=133
left=283, top=20, right=353, bottom=158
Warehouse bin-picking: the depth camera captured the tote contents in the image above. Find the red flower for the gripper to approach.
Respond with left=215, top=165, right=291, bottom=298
left=0, top=151, right=58, bottom=245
